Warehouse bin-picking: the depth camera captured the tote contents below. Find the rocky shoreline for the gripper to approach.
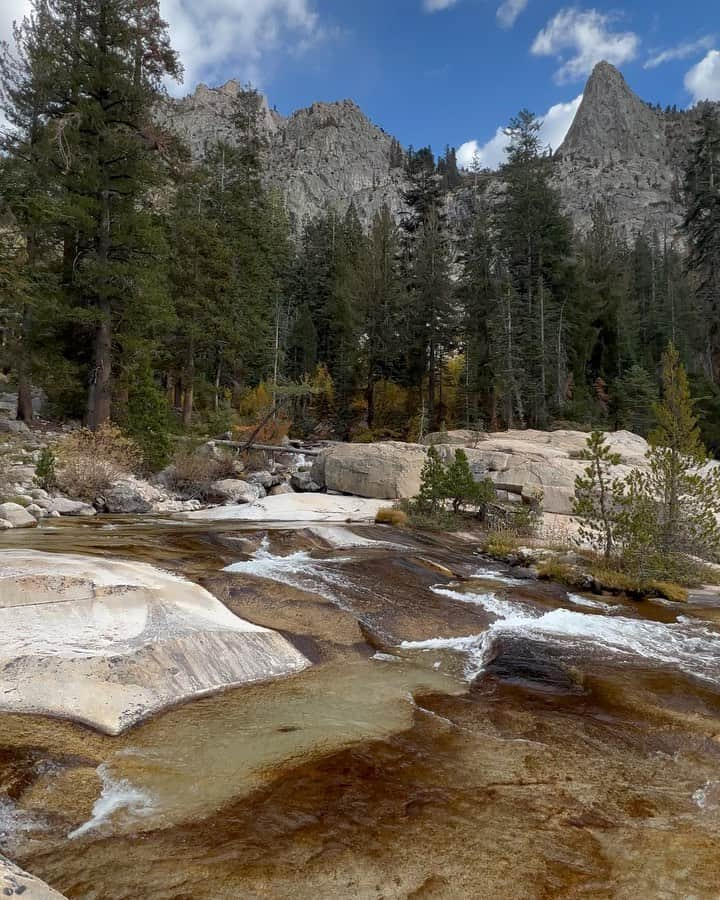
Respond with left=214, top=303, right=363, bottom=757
left=1, top=415, right=695, bottom=533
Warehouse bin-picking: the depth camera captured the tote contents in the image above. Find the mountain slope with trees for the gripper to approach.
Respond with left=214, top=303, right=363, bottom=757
left=1, top=8, right=719, bottom=459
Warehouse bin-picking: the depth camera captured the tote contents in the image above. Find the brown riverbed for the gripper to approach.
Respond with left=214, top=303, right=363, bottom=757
left=1, top=517, right=720, bottom=899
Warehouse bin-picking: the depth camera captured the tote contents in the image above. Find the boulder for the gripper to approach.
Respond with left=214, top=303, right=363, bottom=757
left=0, top=502, right=37, bottom=528
left=44, top=497, right=97, bottom=517
left=314, top=441, right=428, bottom=500
left=0, top=550, right=310, bottom=734
left=270, top=483, right=295, bottom=496
left=0, top=418, right=29, bottom=434
left=290, top=470, right=323, bottom=493
left=422, top=429, right=481, bottom=446
left=0, top=518, right=14, bottom=530
left=25, top=503, right=46, bottom=519
left=246, top=470, right=273, bottom=489
left=101, top=479, right=153, bottom=514
left=434, top=429, right=645, bottom=514
left=0, top=855, right=68, bottom=899
left=208, top=479, right=262, bottom=505
left=179, top=492, right=388, bottom=523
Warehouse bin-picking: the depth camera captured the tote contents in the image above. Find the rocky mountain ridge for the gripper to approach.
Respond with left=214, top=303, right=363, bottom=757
left=159, top=80, right=406, bottom=228
left=160, top=63, right=718, bottom=239
left=554, top=61, right=715, bottom=237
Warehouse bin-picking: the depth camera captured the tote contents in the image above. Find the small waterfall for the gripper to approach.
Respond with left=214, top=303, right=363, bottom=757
left=403, top=583, right=720, bottom=687
left=69, top=763, right=155, bottom=839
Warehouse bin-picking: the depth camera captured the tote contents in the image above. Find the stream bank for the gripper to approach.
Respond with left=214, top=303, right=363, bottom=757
left=1, top=516, right=719, bottom=897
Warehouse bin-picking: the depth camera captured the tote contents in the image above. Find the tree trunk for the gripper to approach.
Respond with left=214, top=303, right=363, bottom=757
left=366, top=376, right=375, bottom=429
left=87, top=300, right=112, bottom=429
left=214, top=362, right=222, bottom=413
left=428, top=340, right=436, bottom=429
left=173, top=378, right=183, bottom=409
left=16, top=375, right=33, bottom=422
left=87, top=179, right=113, bottom=429
left=182, top=343, right=195, bottom=428
left=538, top=269, right=547, bottom=427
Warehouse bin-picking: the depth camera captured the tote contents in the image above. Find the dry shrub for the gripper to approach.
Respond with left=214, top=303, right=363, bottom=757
left=238, top=448, right=270, bottom=473
left=166, top=447, right=238, bottom=500
left=375, top=507, right=408, bottom=527
left=167, top=451, right=221, bottom=500
left=56, top=424, right=142, bottom=502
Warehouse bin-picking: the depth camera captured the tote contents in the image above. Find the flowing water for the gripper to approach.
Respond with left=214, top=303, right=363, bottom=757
left=1, top=517, right=720, bottom=898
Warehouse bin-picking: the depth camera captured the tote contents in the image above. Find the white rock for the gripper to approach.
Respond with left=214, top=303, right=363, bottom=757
left=0, top=518, right=14, bottom=530
left=0, top=503, right=37, bottom=529
left=180, top=492, right=388, bottom=523
left=313, top=441, right=428, bottom=499
left=208, top=479, right=262, bottom=505
left=0, top=418, right=29, bottom=433
left=102, top=478, right=157, bottom=514
left=246, top=470, right=273, bottom=489
left=0, top=855, right=68, bottom=899
left=0, top=550, right=311, bottom=735
left=47, top=497, right=96, bottom=517
left=25, top=503, right=46, bottom=519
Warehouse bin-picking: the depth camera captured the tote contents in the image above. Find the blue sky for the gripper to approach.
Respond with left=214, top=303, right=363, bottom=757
left=2, top=0, right=719, bottom=169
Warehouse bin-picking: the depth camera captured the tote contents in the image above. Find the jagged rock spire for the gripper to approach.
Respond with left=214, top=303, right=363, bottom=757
left=558, top=60, right=665, bottom=160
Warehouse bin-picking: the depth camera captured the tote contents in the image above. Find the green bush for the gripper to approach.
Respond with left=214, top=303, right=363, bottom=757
left=34, top=448, right=57, bottom=491
left=118, top=364, right=173, bottom=473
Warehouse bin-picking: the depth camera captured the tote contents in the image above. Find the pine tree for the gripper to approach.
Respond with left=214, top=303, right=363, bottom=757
left=456, top=206, right=496, bottom=426
left=355, top=206, right=403, bottom=428
left=414, top=445, right=446, bottom=514
left=684, top=106, right=720, bottom=381
left=401, top=148, right=455, bottom=428
left=42, top=0, right=181, bottom=428
left=572, top=430, right=623, bottom=558
left=497, top=110, right=573, bottom=427
left=0, top=2, right=64, bottom=420
left=623, top=343, right=720, bottom=565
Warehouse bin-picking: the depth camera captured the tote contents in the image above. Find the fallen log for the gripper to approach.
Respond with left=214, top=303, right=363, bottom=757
left=213, top=441, right=322, bottom=457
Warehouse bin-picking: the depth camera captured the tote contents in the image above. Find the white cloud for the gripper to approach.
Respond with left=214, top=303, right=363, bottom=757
left=496, top=0, right=528, bottom=29
left=0, top=0, right=28, bottom=47
left=0, top=0, right=325, bottom=95
left=644, top=35, right=714, bottom=69
left=161, top=0, right=326, bottom=92
left=457, top=93, right=583, bottom=170
left=423, top=0, right=459, bottom=10
left=531, top=8, right=639, bottom=84
left=684, top=49, right=720, bottom=102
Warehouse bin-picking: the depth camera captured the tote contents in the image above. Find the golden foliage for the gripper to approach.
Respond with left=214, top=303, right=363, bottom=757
left=375, top=507, right=408, bottom=527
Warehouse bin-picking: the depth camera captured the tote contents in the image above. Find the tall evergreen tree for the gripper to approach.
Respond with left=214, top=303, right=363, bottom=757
left=0, top=1, right=65, bottom=420
left=497, top=109, right=573, bottom=427
left=684, top=106, right=720, bottom=381
left=45, top=0, right=180, bottom=428
left=355, top=205, right=403, bottom=427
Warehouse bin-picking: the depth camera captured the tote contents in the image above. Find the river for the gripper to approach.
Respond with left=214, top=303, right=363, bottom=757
left=1, top=517, right=719, bottom=898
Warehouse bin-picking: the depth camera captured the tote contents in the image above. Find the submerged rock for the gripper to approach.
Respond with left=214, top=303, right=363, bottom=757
left=0, top=550, right=310, bottom=735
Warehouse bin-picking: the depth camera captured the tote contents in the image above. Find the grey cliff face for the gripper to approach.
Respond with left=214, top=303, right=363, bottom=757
left=554, top=61, right=708, bottom=239
left=159, top=82, right=407, bottom=229
left=159, top=66, right=717, bottom=241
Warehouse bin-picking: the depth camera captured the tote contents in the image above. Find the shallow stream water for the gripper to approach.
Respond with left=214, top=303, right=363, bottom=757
left=1, top=517, right=720, bottom=898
